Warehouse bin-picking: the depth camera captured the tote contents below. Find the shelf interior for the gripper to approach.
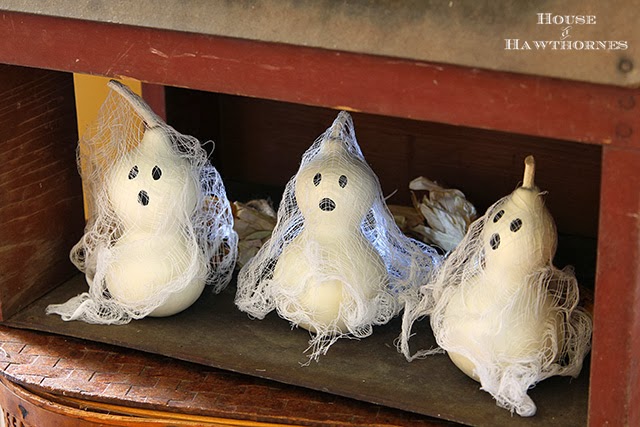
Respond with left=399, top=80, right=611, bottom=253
left=5, top=273, right=589, bottom=427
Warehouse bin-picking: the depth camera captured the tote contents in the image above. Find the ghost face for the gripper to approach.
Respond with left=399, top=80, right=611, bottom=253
left=107, top=127, right=197, bottom=232
left=481, top=188, right=557, bottom=272
left=294, top=153, right=377, bottom=232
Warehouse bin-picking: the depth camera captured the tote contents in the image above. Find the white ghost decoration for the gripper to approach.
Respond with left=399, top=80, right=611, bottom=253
left=102, top=126, right=204, bottom=316
left=272, top=134, right=388, bottom=332
left=399, top=156, right=592, bottom=416
left=47, top=81, right=237, bottom=324
left=236, top=111, right=440, bottom=362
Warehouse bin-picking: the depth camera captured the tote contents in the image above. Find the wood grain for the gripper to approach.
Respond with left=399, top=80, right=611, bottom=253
left=0, top=11, right=636, bottom=149
left=0, top=65, right=84, bottom=320
left=167, top=92, right=602, bottom=240
left=0, top=325, right=451, bottom=426
left=590, top=145, right=640, bottom=427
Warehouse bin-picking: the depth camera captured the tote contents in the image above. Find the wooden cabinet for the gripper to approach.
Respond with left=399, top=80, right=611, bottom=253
left=0, top=4, right=637, bottom=426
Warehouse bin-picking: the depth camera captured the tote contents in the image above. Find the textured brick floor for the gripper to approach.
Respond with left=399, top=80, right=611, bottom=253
left=0, top=326, right=451, bottom=426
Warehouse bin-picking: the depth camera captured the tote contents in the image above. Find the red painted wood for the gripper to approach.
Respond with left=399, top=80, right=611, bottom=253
left=0, top=9, right=638, bottom=426
left=0, top=65, right=84, bottom=320
left=0, top=11, right=637, bottom=148
left=141, top=83, right=166, bottom=122
left=590, top=146, right=640, bottom=427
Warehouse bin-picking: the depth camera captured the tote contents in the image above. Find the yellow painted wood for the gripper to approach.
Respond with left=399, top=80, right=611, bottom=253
left=72, top=74, right=141, bottom=217
left=73, top=74, right=141, bottom=138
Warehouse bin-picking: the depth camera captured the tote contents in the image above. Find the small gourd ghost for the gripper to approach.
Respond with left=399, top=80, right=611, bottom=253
left=237, top=111, right=438, bottom=361
left=443, top=156, right=557, bottom=382
left=400, top=156, right=592, bottom=417
left=272, top=133, right=388, bottom=332
left=104, top=125, right=205, bottom=317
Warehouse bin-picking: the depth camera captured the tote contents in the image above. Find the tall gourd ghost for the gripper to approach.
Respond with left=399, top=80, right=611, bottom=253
left=272, top=130, right=388, bottom=333
left=236, top=111, right=439, bottom=361
left=400, top=156, right=592, bottom=417
left=103, top=125, right=204, bottom=317
left=47, top=81, right=237, bottom=324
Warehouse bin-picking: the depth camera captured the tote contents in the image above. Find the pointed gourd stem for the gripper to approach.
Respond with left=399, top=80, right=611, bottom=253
left=321, top=111, right=350, bottom=155
left=107, top=80, right=161, bottom=128
left=522, top=155, right=536, bottom=189
left=328, top=111, right=350, bottom=139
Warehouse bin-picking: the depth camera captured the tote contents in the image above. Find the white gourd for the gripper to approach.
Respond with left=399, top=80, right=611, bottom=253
left=236, top=111, right=440, bottom=362
left=400, top=156, right=592, bottom=417
left=47, top=80, right=237, bottom=324
left=272, top=136, right=388, bottom=332
left=103, top=126, right=205, bottom=317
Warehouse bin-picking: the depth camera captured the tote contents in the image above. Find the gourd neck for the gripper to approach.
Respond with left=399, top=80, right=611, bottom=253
left=301, top=221, right=364, bottom=244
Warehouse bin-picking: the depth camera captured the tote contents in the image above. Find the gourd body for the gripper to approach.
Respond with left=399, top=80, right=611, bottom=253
left=273, top=145, right=387, bottom=332
left=442, top=187, right=558, bottom=379
left=105, top=127, right=206, bottom=316
left=400, top=157, right=594, bottom=417
left=105, top=231, right=205, bottom=317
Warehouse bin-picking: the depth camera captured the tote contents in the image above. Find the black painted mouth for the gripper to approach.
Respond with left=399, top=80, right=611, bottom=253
left=319, top=197, right=336, bottom=212
left=138, top=190, right=149, bottom=206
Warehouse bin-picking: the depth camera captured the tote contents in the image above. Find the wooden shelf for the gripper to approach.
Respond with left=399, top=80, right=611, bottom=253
left=0, top=0, right=637, bottom=86
left=0, top=5, right=637, bottom=426
left=4, top=274, right=589, bottom=427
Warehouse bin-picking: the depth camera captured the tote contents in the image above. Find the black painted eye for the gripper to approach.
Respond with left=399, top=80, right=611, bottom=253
left=339, top=175, right=348, bottom=188
left=313, top=173, right=321, bottom=186
left=493, top=209, right=504, bottom=223
left=510, top=218, right=523, bottom=232
left=128, top=165, right=139, bottom=179
left=489, top=233, right=501, bottom=250
left=152, top=165, right=162, bottom=180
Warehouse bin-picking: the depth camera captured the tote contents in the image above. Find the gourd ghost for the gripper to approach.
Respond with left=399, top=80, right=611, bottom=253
left=236, top=111, right=439, bottom=361
left=103, top=126, right=204, bottom=317
left=47, top=80, right=237, bottom=324
left=400, top=156, right=592, bottom=417
left=272, top=132, right=388, bottom=333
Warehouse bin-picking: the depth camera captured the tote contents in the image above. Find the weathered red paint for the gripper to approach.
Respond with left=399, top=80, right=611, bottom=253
left=0, top=11, right=637, bottom=148
left=0, top=9, right=638, bottom=427
left=141, top=83, right=166, bottom=122
left=590, top=146, right=640, bottom=427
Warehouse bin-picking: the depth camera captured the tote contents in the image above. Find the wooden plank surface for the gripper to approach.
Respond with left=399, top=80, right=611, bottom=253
left=0, top=65, right=84, bottom=320
left=4, top=275, right=590, bottom=427
left=0, top=0, right=637, bottom=87
left=0, top=325, right=450, bottom=426
left=0, top=11, right=637, bottom=149
left=590, top=145, right=640, bottom=427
